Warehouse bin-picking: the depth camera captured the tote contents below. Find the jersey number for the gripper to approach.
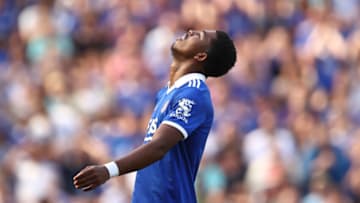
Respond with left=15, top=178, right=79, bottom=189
left=147, top=118, right=158, bottom=134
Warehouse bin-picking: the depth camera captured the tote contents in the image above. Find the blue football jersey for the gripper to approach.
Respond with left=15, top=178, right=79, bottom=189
left=132, top=73, right=214, bottom=203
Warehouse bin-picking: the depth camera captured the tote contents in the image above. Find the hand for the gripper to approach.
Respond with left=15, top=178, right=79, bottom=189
left=73, top=165, right=110, bottom=191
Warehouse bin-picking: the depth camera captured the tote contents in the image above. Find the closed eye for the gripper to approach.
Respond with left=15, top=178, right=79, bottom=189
left=189, top=32, right=200, bottom=38
left=185, top=30, right=201, bottom=39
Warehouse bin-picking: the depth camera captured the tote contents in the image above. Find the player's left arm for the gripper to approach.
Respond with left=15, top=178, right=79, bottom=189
left=73, top=124, right=184, bottom=191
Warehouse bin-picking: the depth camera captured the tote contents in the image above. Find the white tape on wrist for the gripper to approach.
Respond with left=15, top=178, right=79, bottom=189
left=104, top=161, right=119, bottom=177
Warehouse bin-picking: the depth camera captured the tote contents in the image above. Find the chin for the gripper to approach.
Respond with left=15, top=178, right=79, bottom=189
left=170, top=42, right=179, bottom=55
left=170, top=41, right=188, bottom=57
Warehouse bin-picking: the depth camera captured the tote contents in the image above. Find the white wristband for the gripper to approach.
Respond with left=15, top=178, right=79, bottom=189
left=104, top=161, right=119, bottom=177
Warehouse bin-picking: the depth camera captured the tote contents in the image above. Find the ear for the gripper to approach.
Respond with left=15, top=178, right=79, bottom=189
left=193, top=52, right=207, bottom=62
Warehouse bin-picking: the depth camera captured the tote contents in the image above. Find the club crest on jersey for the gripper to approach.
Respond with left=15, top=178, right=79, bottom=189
left=169, top=98, right=195, bottom=123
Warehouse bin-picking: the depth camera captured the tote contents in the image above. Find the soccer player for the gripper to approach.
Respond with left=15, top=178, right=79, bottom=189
left=73, top=29, right=236, bottom=203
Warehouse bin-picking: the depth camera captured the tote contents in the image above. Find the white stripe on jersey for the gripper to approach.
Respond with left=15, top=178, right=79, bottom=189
left=162, top=120, right=189, bottom=139
left=144, top=137, right=152, bottom=141
left=188, top=79, right=201, bottom=88
left=196, top=79, right=201, bottom=88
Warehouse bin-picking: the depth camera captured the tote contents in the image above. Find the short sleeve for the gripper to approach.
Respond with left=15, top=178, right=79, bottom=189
left=162, top=89, right=209, bottom=139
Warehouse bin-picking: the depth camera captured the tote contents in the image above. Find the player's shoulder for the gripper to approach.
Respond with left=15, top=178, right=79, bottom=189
left=177, top=79, right=210, bottom=98
left=174, top=80, right=212, bottom=110
left=185, top=78, right=205, bottom=89
left=157, top=86, right=168, bottom=96
left=181, top=78, right=209, bottom=92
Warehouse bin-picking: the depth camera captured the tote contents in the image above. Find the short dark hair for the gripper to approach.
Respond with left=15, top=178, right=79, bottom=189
left=203, top=30, right=237, bottom=77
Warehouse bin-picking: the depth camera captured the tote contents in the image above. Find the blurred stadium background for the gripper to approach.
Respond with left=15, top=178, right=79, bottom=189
left=1, top=0, right=360, bottom=202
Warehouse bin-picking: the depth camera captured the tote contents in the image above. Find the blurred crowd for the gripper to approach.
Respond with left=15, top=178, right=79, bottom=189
left=1, top=0, right=360, bottom=202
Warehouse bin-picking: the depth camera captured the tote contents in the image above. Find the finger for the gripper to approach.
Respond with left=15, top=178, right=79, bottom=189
left=80, top=183, right=93, bottom=191
left=74, top=175, right=96, bottom=189
left=73, top=166, right=95, bottom=180
left=73, top=169, right=89, bottom=180
left=74, top=172, right=94, bottom=185
left=83, top=184, right=98, bottom=192
left=74, top=179, right=95, bottom=189
left=73, top=168, right=93, bottom=181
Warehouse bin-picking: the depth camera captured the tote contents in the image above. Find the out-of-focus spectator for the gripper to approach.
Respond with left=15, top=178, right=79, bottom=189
left=243, top=109, right=297, bottom=192
left=142, top=11, right=180, bottom=82
left=18, top=0, right=74, bottom=64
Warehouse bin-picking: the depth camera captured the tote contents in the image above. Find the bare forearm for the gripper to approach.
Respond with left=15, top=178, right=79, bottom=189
left=73, top=124, right=184, bottom=191
left=115, top=142, right=167, bottom=175
left=114, top=125, right=184, bottom=175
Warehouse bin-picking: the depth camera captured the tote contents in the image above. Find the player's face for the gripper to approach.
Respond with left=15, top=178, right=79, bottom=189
left=171, top=30, right=217, bottom=58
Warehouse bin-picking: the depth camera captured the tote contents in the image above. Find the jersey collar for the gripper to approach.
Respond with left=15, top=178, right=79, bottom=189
left=167, top=73, right=206, bottom=94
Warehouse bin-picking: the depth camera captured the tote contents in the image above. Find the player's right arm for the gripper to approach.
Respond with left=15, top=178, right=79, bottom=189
left=74, top=85, right=210, bottom=191
left=73, top=124, right=184, bottom=191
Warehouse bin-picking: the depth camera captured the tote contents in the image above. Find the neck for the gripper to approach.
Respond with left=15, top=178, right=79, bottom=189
left=169, top=59, right=203, bottom=86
